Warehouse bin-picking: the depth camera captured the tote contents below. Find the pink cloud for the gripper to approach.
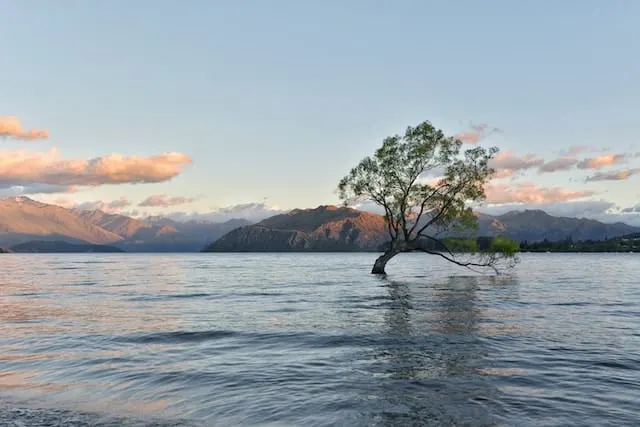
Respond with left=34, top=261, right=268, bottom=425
left=0, top=147, right=192, bottom=186
left=138, top=194, right=196, bottom=207
left=489, top=151, right=544, bottom=173
left=0, top=116, right=49, bottom=141
left=585, top=168, right=640, bottom=182
left=484, top=182, right=596, bottom=205
left=456, top=131, right=482, bottom=144
left=577, top=153, right=627, bottom=170
left=492, top=169, right=515, bottom=179
left=455, top=123, right=501, bottom=144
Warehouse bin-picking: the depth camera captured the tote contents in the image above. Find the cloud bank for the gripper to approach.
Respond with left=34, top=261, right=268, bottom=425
left=0, top=148, right=192, bottom=186
left=165, top=202, right=288, bottom=223
left=484, top=182, right=595, bottom=205
left=73, top=197, right=132, bottom=213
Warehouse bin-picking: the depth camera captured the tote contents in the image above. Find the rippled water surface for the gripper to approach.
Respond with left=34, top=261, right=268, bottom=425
left=1, top=253, right=639, bottom=426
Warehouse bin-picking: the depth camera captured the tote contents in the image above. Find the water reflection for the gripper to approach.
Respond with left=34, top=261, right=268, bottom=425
left=370, top=275, right=502, bottom=426
left=2, top=254, right=638, bottom=426
left=383, top=280, right=413, bottom=338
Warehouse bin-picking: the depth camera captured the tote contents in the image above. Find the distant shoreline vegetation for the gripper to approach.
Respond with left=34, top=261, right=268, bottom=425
left=2, top=235, right=639, bottom=254
left=519, top=234, right=640, bottom=253
left=398, top=235, right=640, bottom=254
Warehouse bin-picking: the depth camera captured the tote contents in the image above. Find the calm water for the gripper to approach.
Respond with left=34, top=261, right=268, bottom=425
left=0, top=253, right=638, bottom=426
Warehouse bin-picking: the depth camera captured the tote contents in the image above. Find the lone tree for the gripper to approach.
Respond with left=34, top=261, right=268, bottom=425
left=338, top=120, right=518, bottom=274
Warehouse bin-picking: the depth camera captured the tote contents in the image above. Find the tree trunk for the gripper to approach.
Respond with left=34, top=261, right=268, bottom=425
left=371, top=250, right=400, bottom=274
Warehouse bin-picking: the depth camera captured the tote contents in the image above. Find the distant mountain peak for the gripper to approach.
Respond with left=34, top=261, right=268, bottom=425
left=498, top=209, right=551, bottom=219
left=205, top=204, right=389, bottom=252
left=3, top=195, right=40, bottom=204
left=287, top=205, right=352, bottom=215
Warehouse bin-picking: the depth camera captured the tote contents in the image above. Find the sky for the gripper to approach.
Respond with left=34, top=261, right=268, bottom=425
left=1, top=1, right=639, bottom=224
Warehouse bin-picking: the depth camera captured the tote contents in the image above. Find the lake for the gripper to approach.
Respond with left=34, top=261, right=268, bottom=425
left=1, top=253, right=638, bottom=426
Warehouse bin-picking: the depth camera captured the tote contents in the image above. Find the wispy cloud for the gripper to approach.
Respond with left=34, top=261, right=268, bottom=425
left=484, top=182, right=595, bottom=205
left=538, top=157, right=579, bottom=173
left=489, top=151, right=544, bottom=175
left=568, top=145, right=589, bottom=155
left=456, top=122, right=502, bottom=144
left=165, top=202, right=288, bottom=223
left=554, top=145, right=612, bottom=156
left=73, top=197, right=132, bottom=213
left=0, top=147, right=192, bottom=186
left=577, top=153, right=628, bottom=170
left=585, top=168, right=640, bottom=182
left=0, top=116, right=49, bottom=141
left=0, top=183, right=78, bottom=197
left=138, top=194, right=197, bottom=207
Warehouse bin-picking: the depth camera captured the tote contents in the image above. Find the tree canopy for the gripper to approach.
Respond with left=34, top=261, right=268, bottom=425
left=338, top=120, right=519, bottom=274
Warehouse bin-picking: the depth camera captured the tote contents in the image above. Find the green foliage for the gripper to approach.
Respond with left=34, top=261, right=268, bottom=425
left=488, top=236, right=520, bottom=257
left=443, top=237, right=479, bottom=253
left=441, top=236, right=519, bottom=256
left=338, top=119, right=518, bottom=273
left=338, top=120, right=498, bottom=244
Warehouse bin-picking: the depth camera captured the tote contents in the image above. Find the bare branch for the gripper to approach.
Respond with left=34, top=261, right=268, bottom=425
left=412, top=178, right=471, bottom=238
left=407, top=181, right=450, bottom=237
left=413, top=247, right=500, bottom=274
left=417, top=233, right=455, bottom=258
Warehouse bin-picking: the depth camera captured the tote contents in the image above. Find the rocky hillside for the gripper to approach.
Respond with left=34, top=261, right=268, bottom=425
left=0, top=197, right=123, bottom=245
left=203, top=205, right=389, bottom=252
left=75, top=210, right=177, bottom=240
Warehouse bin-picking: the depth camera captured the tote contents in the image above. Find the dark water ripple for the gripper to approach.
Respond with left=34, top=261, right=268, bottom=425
left=1, top=253, right=639, bottom=426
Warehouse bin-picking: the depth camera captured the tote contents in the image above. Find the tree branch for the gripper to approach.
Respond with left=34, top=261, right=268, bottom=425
left=412, top=176, right=473, bottom=238
left=413, top=247, right=500, bottom=274
left=417, top=233, right=455, bottom=258
left=371, top=194, right=397, bottom=241
left=407, top=182, right=450, bottom=237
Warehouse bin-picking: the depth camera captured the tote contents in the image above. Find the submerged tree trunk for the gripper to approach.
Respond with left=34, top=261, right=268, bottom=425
left=371, top=249, right=400, bottom=274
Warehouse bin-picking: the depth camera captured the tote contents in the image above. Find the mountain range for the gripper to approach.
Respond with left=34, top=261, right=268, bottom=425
left=203, top=205, right=640, bottom=252
left=0, top=197, right=249, bottom=251
left=0, top=196, right=638, bottom=252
